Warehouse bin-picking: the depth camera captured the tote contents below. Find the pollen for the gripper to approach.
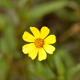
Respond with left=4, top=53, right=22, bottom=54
left=35, top=38, right=44, bottom=48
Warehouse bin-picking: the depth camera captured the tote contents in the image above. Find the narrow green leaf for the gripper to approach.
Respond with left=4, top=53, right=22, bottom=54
left=56, top=49, right=74, bottom=68
left=28, top=1, right=68, bottom=22
left=0, top=15, right=6, bottom=27
left=17, top=0, right=28, bottom=8
left=43, top=61, right=56, bottom=79
left=54, top=54, right=65, bottom=79
left=0, top=37, right=9, bottom=54
left=4, top=26, right=17, bottom=51
left=0, top=0, right=13, bottom=8
left=0, top=59, right=9, bottom=80
left=66, top=64, right=80, bottom=80
left=7, top=10, right=20, bottom=25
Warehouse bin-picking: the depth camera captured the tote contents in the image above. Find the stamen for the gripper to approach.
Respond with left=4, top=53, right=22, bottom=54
left=35, top=38, right=44, bottom=48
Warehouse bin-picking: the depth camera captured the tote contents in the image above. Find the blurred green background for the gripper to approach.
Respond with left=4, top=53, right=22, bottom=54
left=0, top=0, right=80, bottom=80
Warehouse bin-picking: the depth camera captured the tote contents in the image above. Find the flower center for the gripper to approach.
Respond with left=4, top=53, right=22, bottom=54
left=35, top=38, right=44, bottom=48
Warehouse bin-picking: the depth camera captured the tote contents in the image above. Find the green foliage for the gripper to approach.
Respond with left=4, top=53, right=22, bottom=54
left=56, top=49, right=74, bottom=68
left=0, top=37, right=9, bottom=54
left=54, top=54, right=65, bottom=79
left=0, top=59, right=9, bottom=80
left=0, top=0, right=13, bottom=8
left=4, top=26, right=17, bottom=51
left=0, top=0, right=80, bottom=80
left=66, top=64, right=80, bottom=80
left=28, top=1, right=68, bottom=22
left=28, top=61, right=56, bottom=80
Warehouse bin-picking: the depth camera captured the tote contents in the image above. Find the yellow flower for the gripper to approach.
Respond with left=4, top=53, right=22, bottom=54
left=22, top=26, right=56, bottom=61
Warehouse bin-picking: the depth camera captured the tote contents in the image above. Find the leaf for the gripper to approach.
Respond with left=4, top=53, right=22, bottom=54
left=43, top=60, right=56, bottom=79
left=0, top=0, right=13, bottom=8
left=65, top=64, right=80, bottom=80
left=17, top=0, right=28, bottom=8
left=56, top=49, right=74, bottom=68
left=54, top=54, right=65, bottom=79
left=28, top=61, right=56, bottom=80
left=4, top=26, right=17, bottom=51
left=0, top=59, right=9, bottom=80
left=0, top=37, right=9, bottom=54
left=6, top=10, right=20, bottom=25
left=27, top=1, right=68, bottom=22
left=28, top=61, right=46, bottom=79
left=0, top=15, right=6, bottom=27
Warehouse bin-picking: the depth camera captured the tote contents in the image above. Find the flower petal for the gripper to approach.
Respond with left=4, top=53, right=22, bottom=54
left=28, top=47, right=38, bottom=60
left=40, top=26, right=50, bottom=39
left=44, top=35, right=56, bottom=44
left=30, top=27, right=40, bottom=38
left=38, top=48, right=47, bottom=61
left=22, top=31, right=35, bottom=42
left=22, top=43, right=35, bottom=54
left=43, top=44, right=55, bottom=54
